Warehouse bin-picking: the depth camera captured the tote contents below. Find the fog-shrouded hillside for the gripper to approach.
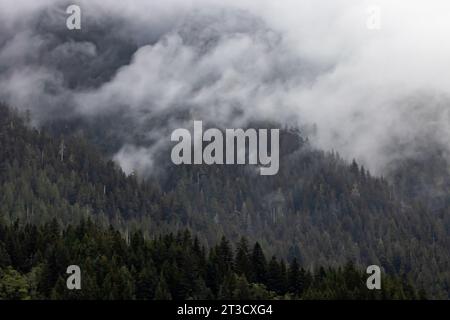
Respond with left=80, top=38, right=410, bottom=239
left=1, top=105, right=448, bottom=298
left=1, top=0, right=450, bottom=301
left=2, top=1, right=450, bottom=176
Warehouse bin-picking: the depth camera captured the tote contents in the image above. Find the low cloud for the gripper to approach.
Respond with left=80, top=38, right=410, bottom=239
left=1, top=0, right=450, bottom=174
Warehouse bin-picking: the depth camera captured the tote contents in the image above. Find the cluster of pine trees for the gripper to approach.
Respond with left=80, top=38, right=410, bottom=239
left=0, top=220, right=423, bottom=300
left=0, top=104, right=447, bottom=298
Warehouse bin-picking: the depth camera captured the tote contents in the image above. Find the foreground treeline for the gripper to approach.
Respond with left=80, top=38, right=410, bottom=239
left=0, top=220, right=424, bottom=300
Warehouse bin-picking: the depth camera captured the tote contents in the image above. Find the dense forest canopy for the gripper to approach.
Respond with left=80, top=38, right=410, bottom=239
left=0, top=104, right=448, bottom=299
left=0, top=220, right=424, bottom=300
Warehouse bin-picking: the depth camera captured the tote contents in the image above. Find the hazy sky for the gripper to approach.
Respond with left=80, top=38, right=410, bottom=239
left=1, top=0, right=450, bottom=174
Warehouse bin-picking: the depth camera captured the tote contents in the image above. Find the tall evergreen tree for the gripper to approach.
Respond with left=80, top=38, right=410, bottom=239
left=251, top=242, right=267, bottom=284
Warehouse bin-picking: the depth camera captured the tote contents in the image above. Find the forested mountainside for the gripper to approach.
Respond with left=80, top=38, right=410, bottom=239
left=0, top=221, right=422, bottom=300
left=0, top=104, right=448, bottom=298
left=389, top=151, right=450, bottom=213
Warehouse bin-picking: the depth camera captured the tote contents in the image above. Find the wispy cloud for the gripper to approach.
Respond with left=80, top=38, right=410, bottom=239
left=1, top=0, right=450, bottom=174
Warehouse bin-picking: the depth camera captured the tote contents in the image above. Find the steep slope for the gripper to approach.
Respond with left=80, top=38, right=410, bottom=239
left=0, top=104, right=448, bottom=297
